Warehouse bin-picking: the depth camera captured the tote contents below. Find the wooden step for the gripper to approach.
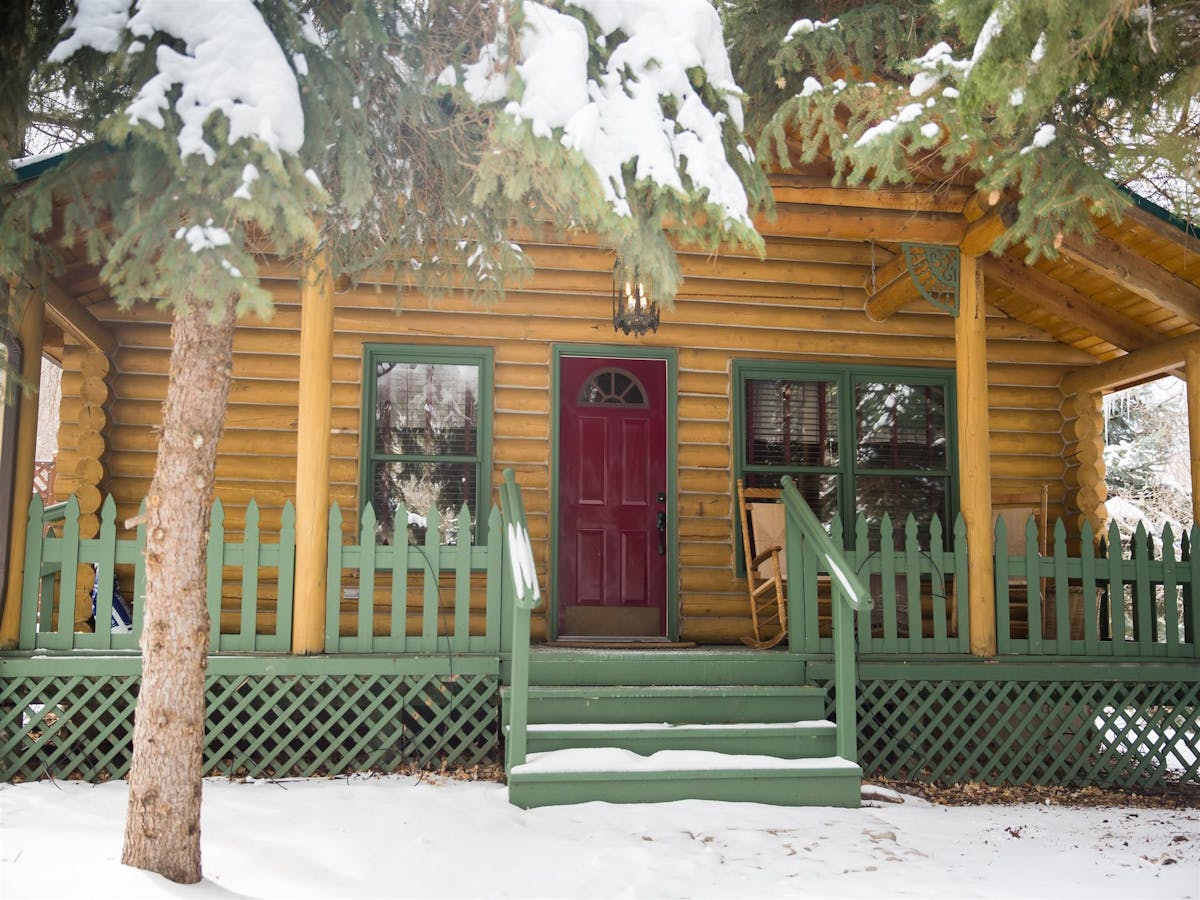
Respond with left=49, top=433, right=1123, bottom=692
left=507, top=748, right=862, bottom=809
left=508, top=648, right=805, bottom=687
left=501, top=684, right=826, bottom=726
left=515, top=719, right=838, bottom=758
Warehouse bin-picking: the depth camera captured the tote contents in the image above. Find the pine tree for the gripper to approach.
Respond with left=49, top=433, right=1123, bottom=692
left=6, top=0, right=769, bottom=883
left=1105, top=380, right=1192, bottom=536
left=0, top=0, right=81, bottom=160
left=727, top=0, right=1200, bottom=257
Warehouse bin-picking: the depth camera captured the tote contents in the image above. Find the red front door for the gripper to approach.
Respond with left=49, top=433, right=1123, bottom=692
left=557, top=356, right=668, bottom=638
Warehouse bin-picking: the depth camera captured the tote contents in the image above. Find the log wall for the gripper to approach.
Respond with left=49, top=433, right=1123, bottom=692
left=66, top=234, right=1090, bottom=644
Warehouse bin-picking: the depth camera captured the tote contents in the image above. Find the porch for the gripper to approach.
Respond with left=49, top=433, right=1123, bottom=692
left=13, top=476, right=1198, bottom=662
left=1, top=474, right=1196, bottom=798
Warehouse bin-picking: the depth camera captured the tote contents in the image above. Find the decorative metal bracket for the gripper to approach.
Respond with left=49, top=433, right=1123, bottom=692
left=901, top=243, right=960, bottom=316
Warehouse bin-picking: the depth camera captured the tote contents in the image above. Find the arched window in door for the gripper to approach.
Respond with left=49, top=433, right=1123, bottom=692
left=578, top=368, right=647, bottom=407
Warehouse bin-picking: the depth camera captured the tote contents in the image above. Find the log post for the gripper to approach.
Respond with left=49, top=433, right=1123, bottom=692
left=0, top=288, right=45, bottom=648
left=0, top=289, right=45, bottom=648
left=955, top=254, right=996, bottom=657
left=291, top=249, right=334, bottom=654
left=1188, top=350, right=1200, bottom=527
left=1063, top=391, right=1108, bottom=540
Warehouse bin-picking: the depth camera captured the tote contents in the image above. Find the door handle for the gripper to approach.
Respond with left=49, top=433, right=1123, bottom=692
left=656, top=511, right=666, bottom=556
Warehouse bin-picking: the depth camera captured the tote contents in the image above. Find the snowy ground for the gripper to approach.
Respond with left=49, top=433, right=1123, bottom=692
left=1, top=776, right=1196, bottom=899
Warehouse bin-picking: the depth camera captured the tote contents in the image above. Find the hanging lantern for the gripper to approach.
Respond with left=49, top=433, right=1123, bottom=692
left=612, top=257, right=660, bottom=336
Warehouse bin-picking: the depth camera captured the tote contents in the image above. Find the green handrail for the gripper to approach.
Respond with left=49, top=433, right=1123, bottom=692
left=498, top=468, right=541, bottom=772
left=780, top=476, right=871, bottom=762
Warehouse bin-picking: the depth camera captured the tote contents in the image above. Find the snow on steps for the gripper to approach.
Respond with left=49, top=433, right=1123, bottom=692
left=518, top=719, right=838, bottom=759
left=507, top=747, right=863, bottom=809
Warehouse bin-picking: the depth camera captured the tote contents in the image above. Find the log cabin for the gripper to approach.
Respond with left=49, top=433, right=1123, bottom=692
left=1, top=152, right=1197, bottom=807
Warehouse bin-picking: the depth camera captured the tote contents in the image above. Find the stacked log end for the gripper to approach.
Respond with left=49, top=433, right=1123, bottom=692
left=56, top=346, right=112, bottom=539
left=1062, top=390, right=1107, bottom=545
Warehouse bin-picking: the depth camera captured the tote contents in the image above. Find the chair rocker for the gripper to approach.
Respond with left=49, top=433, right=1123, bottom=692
left=736, top=479, right=788, bottom=649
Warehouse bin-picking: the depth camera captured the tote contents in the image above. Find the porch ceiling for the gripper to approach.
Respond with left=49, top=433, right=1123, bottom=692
left=764, top=160, right=1200, bottom=381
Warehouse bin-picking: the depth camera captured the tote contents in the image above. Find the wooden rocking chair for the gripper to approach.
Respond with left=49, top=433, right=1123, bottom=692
left=736, top=479, right=788, bottom=649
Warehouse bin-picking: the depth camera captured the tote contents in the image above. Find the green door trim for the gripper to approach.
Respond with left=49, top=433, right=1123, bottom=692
left=550, top=344, right=680, bottom=641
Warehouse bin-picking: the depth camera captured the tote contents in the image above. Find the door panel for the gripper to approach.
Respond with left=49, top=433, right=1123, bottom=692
left=558, top=356, right=667, bottom=637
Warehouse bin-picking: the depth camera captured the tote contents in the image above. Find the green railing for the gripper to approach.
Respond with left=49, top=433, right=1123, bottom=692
left=996, top=518, right=1198, bottom=658
left=790, top=509, right=969, bottom=656
left=498, top=468, right=540, bottom=772
left=20, top=494, right=295, bottom=652
left=20, top=492, right=512, bottom=656
left=781, top=476, right=871, bottom=763
left=324, top=502, right=504, bottom=653
left=788, top=503, right=1197, bottom=660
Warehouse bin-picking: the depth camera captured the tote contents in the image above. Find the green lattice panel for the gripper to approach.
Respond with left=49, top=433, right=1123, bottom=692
left=822, top=679, right=1200, bottom=789
left=204, top=672, right=499, bottom=777
left=0, top=673, right=140, bottom=782
left=2, top=672, right=499, bottom=783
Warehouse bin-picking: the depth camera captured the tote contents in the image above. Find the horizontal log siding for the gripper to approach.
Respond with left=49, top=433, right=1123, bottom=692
left=74, top=235, right=1079, bottom=643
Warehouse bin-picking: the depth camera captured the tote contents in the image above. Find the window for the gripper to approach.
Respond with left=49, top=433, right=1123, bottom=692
left=734, top=362, right=956, bottom=549
left=579, top=367, right=647, bottom=406
left=361, top=345, right=493, bottom=546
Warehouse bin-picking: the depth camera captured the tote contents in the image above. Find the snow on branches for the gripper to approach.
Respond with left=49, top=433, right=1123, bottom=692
left=746, top=0, right=1198, bottom=258
left=52, top=0, right=305, bottom=164
left=460, top=0, right=758, bottom=228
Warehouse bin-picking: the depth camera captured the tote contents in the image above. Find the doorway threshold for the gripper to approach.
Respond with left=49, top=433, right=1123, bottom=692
left=546, top=639, right=698, bottom=650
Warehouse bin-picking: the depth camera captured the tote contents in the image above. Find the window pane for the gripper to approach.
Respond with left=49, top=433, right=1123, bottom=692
left=746, top=471, right=839, bottom=527
left=375, top=363, right=478, bottom=457
left=856, top=475, right=947, bottom=539
left=371, top=461, right=476, bottom=545
left=745, top=379, right=838, bottom=468
left=856, top=382, right=946, bottom=471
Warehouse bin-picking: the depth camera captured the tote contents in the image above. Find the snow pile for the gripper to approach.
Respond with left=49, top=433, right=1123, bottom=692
left=48, top=0, right=129, bottom=58
left=462, top=0, right=754, bottom=224
left=51, top=0, right=306, bottom=163
left=513, top=747, right=860, bottom=774
left=784, top=18, right=838, bottom=42
left=1, top=776, right=1196, bottom=898
left=174, top=221, right=232, bottom=253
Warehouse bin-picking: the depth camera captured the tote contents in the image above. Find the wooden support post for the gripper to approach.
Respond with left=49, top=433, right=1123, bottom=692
left=955, top=254, right=996, bottom=657
left=291, top=250, right=334, bottom=655
left=1188, top=350, right=1200, bottom=528
left=1, top=289, right=45, bottom=648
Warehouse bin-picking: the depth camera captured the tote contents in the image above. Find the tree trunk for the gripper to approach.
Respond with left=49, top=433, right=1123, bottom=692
left=121, top=290, right=236, bottom=884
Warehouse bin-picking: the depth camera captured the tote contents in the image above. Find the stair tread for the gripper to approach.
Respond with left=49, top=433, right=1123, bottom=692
left=509, top=684, right=820, bottom=694
left=525, top=720, right=835, bottom=733
left=512, top=747, right=860, bottom=775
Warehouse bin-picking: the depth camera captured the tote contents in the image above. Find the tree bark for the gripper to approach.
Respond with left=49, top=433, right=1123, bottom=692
left=121, top=290, right=236, bottom=884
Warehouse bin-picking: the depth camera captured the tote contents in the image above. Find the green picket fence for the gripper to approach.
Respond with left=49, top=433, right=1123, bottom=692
left=20, top=494, right=295, bottom=652
left=323, top=502, right=504, bottom=654
left=790, top=509, right=969, bottom=655
left=996, top=518, right=1198, bottom=658
left=21, top=493, right=515, bottom=656
left=790, top=506, right=1197, bottom=659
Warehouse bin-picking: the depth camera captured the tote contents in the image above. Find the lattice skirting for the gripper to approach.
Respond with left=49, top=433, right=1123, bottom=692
left=0, top=666, right=499, bottom=783
left=820, top=677, right=1200, bottom=788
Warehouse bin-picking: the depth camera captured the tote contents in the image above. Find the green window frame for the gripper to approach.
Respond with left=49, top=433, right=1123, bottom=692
left=360, top=344, right=493, bottom=546
left=732, top=360, right=958, bottom=555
